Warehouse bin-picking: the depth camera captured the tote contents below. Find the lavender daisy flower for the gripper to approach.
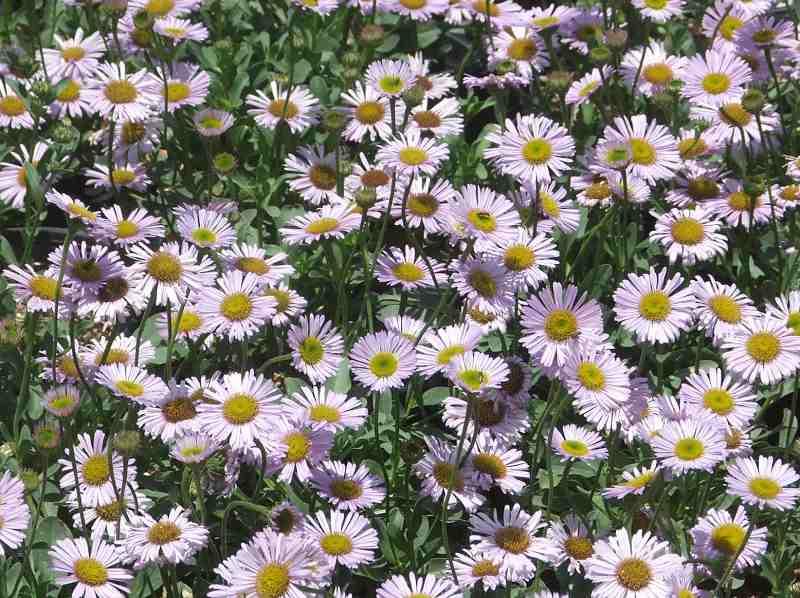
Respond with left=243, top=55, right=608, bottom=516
left=311, top=460, right=387, bottom=511
left=196, top=271, right=277, bottom=341
left=0, top=472, right=30, bottom=556
left=49, top=537, right=132, bottom=598
left=246, top=82, right=320, bottom=134
left=265, top=418, right=334, bottom=483
left=288, top=314, right=345, bottom=383
left=682, top=49, right=751, bottom=107
left=651, top=419, right=726, bottom=474
left=375, top=130, right=450, bottom=177
left=84, top=62, right=159, bottom=122
left=414, top=436, right=485, bottom=512
left=377, top=573, right=460, bottom=598
left=42, top=28, right=104, bottom=80
left=93, top=205, right=165, bottom=246
left=721, top=317, right=800, bottom=384
left=690, top=506, right=768, bottom=571
left=128, top=241, right=216, bottom=306
left=285, top=386, right=367, bottom=432
left=122, top=506, right=208, bottom=568
left=304, top=510, right=378, bottom=568
left=285, top=145, right=339, bottom=206
left=376, top=245, right=445, bottom=290
left=650, top=207, right=728, bottom=265
left=725, top=455, right=800, bottom=510
left=350, top=331, right=416, bottom=392
left=280, top=203, right=361, bottom=246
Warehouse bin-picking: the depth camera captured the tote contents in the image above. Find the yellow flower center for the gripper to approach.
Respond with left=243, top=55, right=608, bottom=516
left=147, top=252, right=183, bottom=283
left=309, top=404, right=341, bottom=423
left=709, top=295, right=741, bottom=324
left=468, top=269, right=497, bottom=298
left=121, top=121, right=146, bottom=144
left=413, top=110, right=442, bottom=129
left=746, top=332, right=780, bottom=363
left=329, top=479, right=363, bottom=500
left=407, top=193, right=439, bottom=217
left=579, top=81, right=601, bottom=97
left=319, top=532, right=353, bottom=556
left=432, top=462, right=464, bottom=491
left=503, top=245, right=535, bottom=271
left=268, top=99, right=299, bottom=119
left=521, top=138, right=552, bottom=165
left=624, top=471, right=656, bottom=489
left=61, top=46, right=86, bottom=61
left=73, top=558, right=109, bottom=587
left=458, top=369, right=489, bottom=391
left=638, top=291, right=671, bottom=321
left=467, top=209, right=497, bottom=233
left=544, top=309, right=578, bottom=341
left=50, top=393, right=76, bottom=411
left=305, top=217, right=339, bottom=235
left=748, top=476, right=781, bottom=499
left=728, top=191, right=756, bottom=211
left=220, top=292, right=253, bottom=322
left=561, top=439, right=589, bottom=457
left=191, top=227, right=217, bottom=246
left=236, top=257, right=269, bottom=275
left=222, top=393, right=258, bottom=425
left=436, top=345, right=465, bottom=366
left=630, top=138, right=656, bottom=165
left=786, top=311, right=800, bottom=335
left=780, top=185, right=800, bottom=202
left=111, top=169, right=136, bottom=186
left=576, top=362, right=605, bottom=391
left=494, top=526, right=530, bottom=554
left=165, top=81, right=191, bottom=103
left=95, top=349, right=130, bottom=366
left=378, top=75, right=405, bottom=94
left=702, top=388, right=734, bottom=415
left=174, top=310, right=202, bottom=333
left=115, top=379, right=145, bottom=397
left=670, top=217, right=705, bottom=245
left=82, top=454, right=111, bottom=486
left=752, top=28, right=776, bottom=44
left=57, top=79, right=81, bottom=102
left=398, top=147, right=428, bottom=166
left=104, top=80, right=138, bottom=104
left=719, top=15, right=744, bottom=40
left=711, top=523, right=746, bottom=555
left=66, top=203, right=96, bottom=221
left=393, top=262, right=425, bottom=282
left=541, top=194, right=560, bottom=217
left=720, top=103, right=752, bottom=127
left=29, top=275, right=59, bottom=300
left=472, top=0, right=501, bottom=16
left=361, top=169, right=390, bottom=188
left=679, top=138, right=709, bottom=160
left=507, top=38, right=537, bottom=61
left=145, top=0, right=174, bottom=16
left=147, top=521, right=181, bottom=545
left=355, top=101, right=385, bottom=124
left=0, top=95, right=25, bottom=116
left=616, top=558, right=652, bottom=591
left=200, top=115, right=223, bottom=129
left=283, top=431, right=310, bottom=462
left=161, top=397, right=197, bottom=423
left=643, top=0, right=667, bottom=8
left=116, top=219, right=139, bottom=238
left=58, top=356, right=80, bottom=379
left=564, top=536, right=594, bottom=560
left=255, top=563, right=290, bottom=598
left=643, top=63, right=673, bottom=85
left=71, top=259, right=102, bottom=283
left=473, top=453, right=507, bottom=478
left=674, top=437, right=705, bottom=461
left=298, top=336, right=324, bottom=365
left=308, top=164, right=337, bottom=190
left=471, top=559, right=500, bottom=577
left=95, top=500, right=124, bottom=522
left=264, top=289, right=290, bottom=313
left=701, top=72, right=731, bottom=95
left=369, top=351, right=399, bottom=377
left=532, top=16, right=559, bottom=28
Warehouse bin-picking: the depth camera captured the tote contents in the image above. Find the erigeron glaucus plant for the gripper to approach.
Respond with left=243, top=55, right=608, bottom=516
left=2, top=0, right=800, bottom=596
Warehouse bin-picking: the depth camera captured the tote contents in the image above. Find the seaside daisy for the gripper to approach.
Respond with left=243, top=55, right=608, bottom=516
left=452, top=549, right=506, bottom=591
left=620, top=42, right=686, bottom=96
left=414, top=436, right=485, bottom=512
left=451, top=257, right=514, bottom=315
left=465, top=436, right=529, bottom=494
left=725, top=455, right=800, bottom=510
left=376, top=245, right=445, bottom=290
left=137, top=381, right=199, bottom=442
left=562, top=347, right=631, bottom=410
left=375, top=130, right=449, bottom=177
left=285, top=145, right=339, bottom=206
left=682, top=50, right=751, bottom=107
left=194, top=108, right=234, bottom=136
left=85, top=62, right=159, bottom=122
left=266, top=418, right=334, bottom=483
left=286, top=386, right=367, bottom=432
left=365, top=58, right=416, bottom=98
left=416, top=323, right=483, bottom=377
left=311, top=461, right=386, bottom=511
left=691, top=276, right=758, bottom=342
left=552, top=425, right=608, bottom=462
left=153, top=16, right=210, bottom=42
left=280, top=203, right=361, bottom=246
left=288, top=314, right=345, bottom=383
left=377, top=573, right=460, bottom=598
left=304, top=510, right=378, bottom=568
left=170, top=432, right=219, bottom=464
left=93, top=206, right=165, bottom=246
left=246, top=82, right=320, bottom=134
left=679, top=367, right=757, bottom=429
left=546, top=514, right=596, bottom=574
left=156, top=62, right=209, bottom=112
left=0, top=472, right=30, bottom=556
left=196, top=271, right=276, bottom=341
left=49, top=537, right=132, bottom=598
left=0, top=80, right=33, bottom=129
left=721, top=317, right=800, bottom=384
left=95, top=363, right=169, bottom=405
left=43, top=28, right=104, bottom=80
left=690, top=506, right=768, bottom=571
left=447, top=351, right=509, bottom=394
left=651, top=419, right=727, bottom=474
left=123, top=506, right=208, bottom=568
left=603, top=462, right=661, bottom=499
left=0, top=142, right=49, bottom=209
left=128, top=241, right=216, bottom=306
left=650, top=207, right=728, bottom=265
left=350, top=331, right=416, bottom=392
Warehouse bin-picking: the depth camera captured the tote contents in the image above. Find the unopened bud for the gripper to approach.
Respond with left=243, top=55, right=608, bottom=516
left=113, top=430, right=142, bottom=456
left=20, top=469, right=40, bottom=493
left=341, top=51, right=361, bottom=69
left=133, top=10, right=153, bottom=30
left=545, top=70, right=572, bottom=92
left=590, top=46, right=612, bottom=65
left=354, top=187, right=377, bottom=209
left=605, top=30, right=627, bottom=50
left=33, top=423, right=61, bottom=452
left=322, top=109, right=347, bottom=133
left=401, top=84, right=425, bottom=108
left=742, top=88, right=765, bottom=114
left=213, top=152, right=237, bottom=174
left=359, top=24, right=385, bottom=47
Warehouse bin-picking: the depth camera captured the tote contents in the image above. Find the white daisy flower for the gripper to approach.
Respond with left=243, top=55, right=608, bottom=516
left=285, top=145, right=339, bottom=206
left=690, top=506, right=768, bottom=571
left=287, top=314, right=345, bottom=383
left=84, top=62, right=159, bottom=122
left=311, top=460, right=386, bottom=512
left=650, top=207, right=728, bottom=265
left=447, top=351, right=509, bottom=394
left=465, top=436, right=530, bottom=494
left=95, top=363, right=169, bottom=406
left=285, top=385, right=367, bottom=432
left=246, top=82, right=320, bottom=134
left=603, top=462, right=661, bottom=499
left=416, top=323, right=483, bottom=377
left=42, top=28, right=104, bottom=80
left=651, top=419, right=726, bottom=474
left=414, top=436, right=485, bottom=512
left=375, top=129, right=450, bottom=177
left=562, top=347, right=631, bottom=410
left=452, top=549, right=506, bottom=591
left=341, top=82, right=393, bottom=142
left=553, top=424, right=608, bottom=462
left=49, top=537, right=132, bottom=597
left=350, top=331, right=416, bottom=392
left=691, top=276, right=759, bottom=343
left=280, top=202, right=362, bottom=246
left=196, top=271, right=277, bottom=341
left=546, top=514, right=596, bottom=574
left=365, top=58, right=416, bottom=98
left=265, top=418, right=334, bottom=483
left=725, top=455, right=800, bottom=510
left=721, top=317, right=800, bottom=384
left=122, top=506, right=208, bottom=568
left=128, top=241, right=216, bottom=307
left=678, top=368, right=757, bottom=429
left=304, top=510, right=378, bottom=568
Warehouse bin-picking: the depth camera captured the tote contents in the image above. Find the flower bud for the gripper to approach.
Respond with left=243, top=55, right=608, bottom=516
left=605, top=30, right=627, bottom=50
left=590, top=46, right=612, bottom=65
left=341, top=51, right=361, bottom=69
left=322, top=109, right=347, bottom=133
left=113, top=430, right=142, bottom=456
left=354, top=187, right=377, bottom=209
left=545, top=70, right=572, bottom=93
left=133, top=10, right=153, bottom=30
left=34, top=423, right=61, bottom=452
left=742, top=88, right=765, bottom=114
left=401, top=84, right=426, bottom=108
left=213, top=152, right=237, bottom=175
left=20, top=469, right=41, bottom=493
left=359, top=24, right=385, bottom=48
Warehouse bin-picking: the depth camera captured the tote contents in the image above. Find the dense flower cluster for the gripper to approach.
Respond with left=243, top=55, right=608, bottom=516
left=2, top=0, right=800, bottom=596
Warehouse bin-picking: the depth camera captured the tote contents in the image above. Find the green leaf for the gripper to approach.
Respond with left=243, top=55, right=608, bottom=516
left=422, top=386, right=450, bottom=406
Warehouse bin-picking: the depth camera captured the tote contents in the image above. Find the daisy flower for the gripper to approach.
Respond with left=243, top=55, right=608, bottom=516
left=676, top=128, right=723, bottom=162
left=170, top=432, right=219, bottom=464
left=128, top=0, right=203, bottom=17
left=194, top=108, right=234, bottom=136
left=287, top=314, right=345, bottom=383
left=485, top=114, right=574, bottom=184
left=176, top=207, right=236, bottom=249
left=246, top=82, right=319, bottom=134
left=128, top=241, right=216, bottom=306
left=530, top=182, right=582, bottom=235
left=486, top=229, right=558, bottom=291
left=416, top=323, right=483, bottom=377
left=262, top=283, right=307, bottom=327
left=565, top=66, right=609, bottom=106
left=451, top=257, right=514, bottom=315
left=702, top=0, right=749, bottom=51
left=95, top=363, right=169, bottom=405
left=83, top=333, right=156, bottom=369
left=552, top=425, right=608, bottom=462
left=690, top=506, right=768, bottom=571
left=447, top=351, right=509, bottom=394
left=376, top=245, right=445, bottom=290
left=196, top=271, right=276, bottom=341
left=383, top=315, right=427, bottom=342
left=73, top=268, right=143, bottom=319
left=767, top=290, right=800, bottom=336
left=682, top=50, right=751, bottom=107
left=721, top=317, right=800, bottom=384
left=72, top=483, right=152, bottom=544
left=376, top=130, right=449, bottom=177
left=153, top=16, right=210, bottom=42
left=265, top=418, right=334, bottom=483
left=99, top=117, right=162, bottom=162
left=377, top=573, right=460, bottom=598
left=692, top=276, right=758, bottom=343
left=559, top=8, right=605, bottom=55
left=495, top=356, right=534, bottom=405
left=452, top=549, right=506, bottom=591
left=50, top=78, right=93, bottom=117
left=340, top=82, right=392, bottom=142
left=43, top=28, right=104, bottom=80
left=449, top=185, right=520, bottom=249
left=137, top=382, right=199, bottom=442
left=546, top=514, right=596, bottom=574
left=650, top=207, right=727, bottom=265
left=597, top=114, right=680, bottom=183
left=725, top=455, right=800, bottom=510
left=285, top=385, right=367, bottom=432
left=49, top=241, right=127, bottom=299
left=465, top=436, right=529, bottom=494
left=613, top=268, right=696, bottom=345
left=221, top=245, right=295, bottom=286
left=46, top=190, right=97, bottom=224
left=365, top=58, right=416, bottom=97
left=491, top=27, right=549, bottom=80
left=85, top=161, right=150, bottom=191
left=285, top=145, right=339, bottom=206
left=408, top=97, right=464, bottom=137
left=469, top=505, right=552, bottom=579
left=154, top=301, right=207, bottom=342
left=692, top=100, right=779, bottom=145
left=84, top=62, right=159, bottom=122
left=43, top=384, right=82, bottom=417
left=620, top=42, right=686, bottom=96
left=603, top=462, right=661, bottom=499
left=3, top=264, right=63, bottom=313
left=390, top=176, right=455, bottom=233
left=529, top=4, right=576, bottom=31
left=651, top=419, right=726, bottom=474
left=208, top=529, right=327, bottom=598
left=270, top=501, right=306, bottom=536
left=706, top=179, right=781, bottom=229
left=679, top=368, right=757, bottom=429
left=156, top=62, right=209, bottom=112
left=311, top=460, right=386, bottom=511
left=562, top=347, right=631, bottom=410
left=0, top=142, right=48, bottom=209
left=93, top=206, right=165, bottom=246
left=443, top=394, right=529, bottom=443
left=304, top=510, right=378, bottom=568
left=633, top=0, right=684, bottom=22
left=196, top=370, right=283, bottom=450
left=350, top=331, right=416, bottom=392
left=0, top=80, right=33, bottom=129
left=0, top=472, right=29, bottom=556
left=407, top=51, right=458, bottom=100
left=414, top=436, right=484, bottom=512
left=123, top=506, right=208, bottom=568
left=280, top=203, right=361, bottom=246
left=586, top=529, right=681, bottom=598
left=49, top=537, right=132, bottom=598
left=59, top=430, right=136, bottom=508
left=521, top=283, right=603, bottom=368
